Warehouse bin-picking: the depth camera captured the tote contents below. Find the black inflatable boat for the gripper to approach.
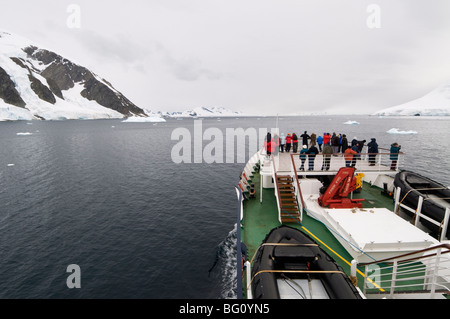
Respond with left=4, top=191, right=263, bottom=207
left=394, top=170, right=450, bottom=236
left=251, top=225, right=362, bottom=299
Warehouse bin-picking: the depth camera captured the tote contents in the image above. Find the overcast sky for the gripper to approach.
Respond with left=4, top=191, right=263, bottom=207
left=1, top=0, right=450, bottom=115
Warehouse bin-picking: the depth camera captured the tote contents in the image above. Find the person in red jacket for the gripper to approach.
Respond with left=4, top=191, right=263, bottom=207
left=264, top=137, right=271, bottom=155
left=323, top=133, right=331, bottom=146
left=265, top=138, right=277, bottom=157
left=286, top=133, right=292, bottom=152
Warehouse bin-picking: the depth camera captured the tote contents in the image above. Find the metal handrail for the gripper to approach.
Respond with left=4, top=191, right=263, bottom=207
left=284, top=150, right=405, bottom=174
left=359, top=244, right=450, bottom=267
left=358, top=244, right=450, bottom=298
left=290, top=154, right=306, bottom=209
left=272, top=159, right=282, bottom=223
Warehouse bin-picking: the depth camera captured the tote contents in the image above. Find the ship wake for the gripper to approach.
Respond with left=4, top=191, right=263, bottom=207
left=209, top=224, right=238, bottom=299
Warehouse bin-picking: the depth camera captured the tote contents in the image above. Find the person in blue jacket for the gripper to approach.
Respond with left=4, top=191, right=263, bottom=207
left=317, top=135, right=323, bottom=152
left=390, top=142, right=401, bottom=170
left=299, top=145, right=308, bottom=171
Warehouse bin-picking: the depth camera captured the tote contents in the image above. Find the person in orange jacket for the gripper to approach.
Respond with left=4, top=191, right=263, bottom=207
left=344, top=147, right=357, bottom=167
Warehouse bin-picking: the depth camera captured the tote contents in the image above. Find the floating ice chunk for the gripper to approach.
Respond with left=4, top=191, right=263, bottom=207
left=344, top=120, right=360, bottom=125
left=16, top=132, right=33, bottom=136
left=387, top=128, right=418, bottom=135
left=7, top=164, right=15, bottom=167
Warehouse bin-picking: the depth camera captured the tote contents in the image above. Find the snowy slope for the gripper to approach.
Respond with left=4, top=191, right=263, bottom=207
left=0, top=30, right=146, bottom=121
left=374, top=82, right=450, bottom=116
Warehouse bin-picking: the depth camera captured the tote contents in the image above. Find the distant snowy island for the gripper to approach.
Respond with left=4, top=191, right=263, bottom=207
left=146, top=106, right=245, bottom=119
left=373, top=82, right=450, bottom=116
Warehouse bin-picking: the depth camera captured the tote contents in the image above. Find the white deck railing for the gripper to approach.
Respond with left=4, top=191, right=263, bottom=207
left=275, top=150, right=405, bottom=175
left=394, top=187, right=450, bottom=242
left=355, top=244, right=450, bottom=299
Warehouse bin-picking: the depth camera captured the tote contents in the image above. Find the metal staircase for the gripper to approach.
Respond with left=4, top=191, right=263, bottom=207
left=276, top=175, right=301, bottom=223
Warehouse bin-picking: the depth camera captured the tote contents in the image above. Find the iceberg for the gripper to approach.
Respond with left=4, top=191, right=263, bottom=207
left=343, top=120, right=360, bottom=125
left=16, top=132, right=33, bottom=136
left=387, top=128, right=418, bottom=135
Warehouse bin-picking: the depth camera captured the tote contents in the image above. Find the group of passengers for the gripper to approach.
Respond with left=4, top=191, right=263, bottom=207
left=264, top=131, right=401, bottom=171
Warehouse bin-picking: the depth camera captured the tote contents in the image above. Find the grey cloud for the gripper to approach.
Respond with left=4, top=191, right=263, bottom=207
left=155, top=43, right=222, bottom=81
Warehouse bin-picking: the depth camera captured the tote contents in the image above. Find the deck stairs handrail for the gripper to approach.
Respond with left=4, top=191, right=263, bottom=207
left=356, top=244, right=450, bottom=298
left=272, top=159, right=283, bottom=223
left=290, top=154, right=304, bottom=220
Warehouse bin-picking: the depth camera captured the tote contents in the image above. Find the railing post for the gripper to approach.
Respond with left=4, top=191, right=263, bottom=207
left=394, top=187, right=401, bottom=215
left=245, top=261, right=252, bottom=299
left=350, top=260, right=358, bottom=286
left=430, top=248, right=442, bottom=299
left=441, top=208, right=450, bottom=242
left=363, top=265, right=368, bottom=295
left=414, top=196, right=424, bottom=227
left=390, top=260, right=398, bottom=298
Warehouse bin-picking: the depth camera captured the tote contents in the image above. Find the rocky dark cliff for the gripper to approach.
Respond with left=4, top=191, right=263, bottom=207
left=21, top=46, right=146, bottom=117
left=0, top=66, right=26, bottom=108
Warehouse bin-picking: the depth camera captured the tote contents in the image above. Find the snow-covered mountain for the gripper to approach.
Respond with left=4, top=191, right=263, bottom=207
left=0, top=31, right=147, bottom=121
left=154, top=106, right=243, bottom=118
left=374, top=82, right=450, bottom=116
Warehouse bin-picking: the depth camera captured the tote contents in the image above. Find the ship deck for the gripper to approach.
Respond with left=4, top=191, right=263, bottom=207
left=240, top=151, right=450, bottom=299
left=240, top=170, right=446, bottom=298
left=241, top=173, right=396, bottom=294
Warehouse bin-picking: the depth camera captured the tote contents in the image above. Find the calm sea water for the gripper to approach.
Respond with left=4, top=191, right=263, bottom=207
left=0, top=115, right=449, bottom=299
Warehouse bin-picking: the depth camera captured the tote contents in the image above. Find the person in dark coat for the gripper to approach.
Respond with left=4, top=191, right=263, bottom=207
left=351, top=143, right=359, bottom=167
left=310, top=133, right=317, bottom=146
left=331, top=133, right=340, bottom=155
left=306, top=144, right=319, bottom=171
left=367, top=138, right=379, bottom=166
left=300, top=131, right=310, bottom=147
left=341, top=134, right=349, bottom=153
left=292, top=133, right=299, bottom=153
left=357, top=139, right=366, bottom=153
